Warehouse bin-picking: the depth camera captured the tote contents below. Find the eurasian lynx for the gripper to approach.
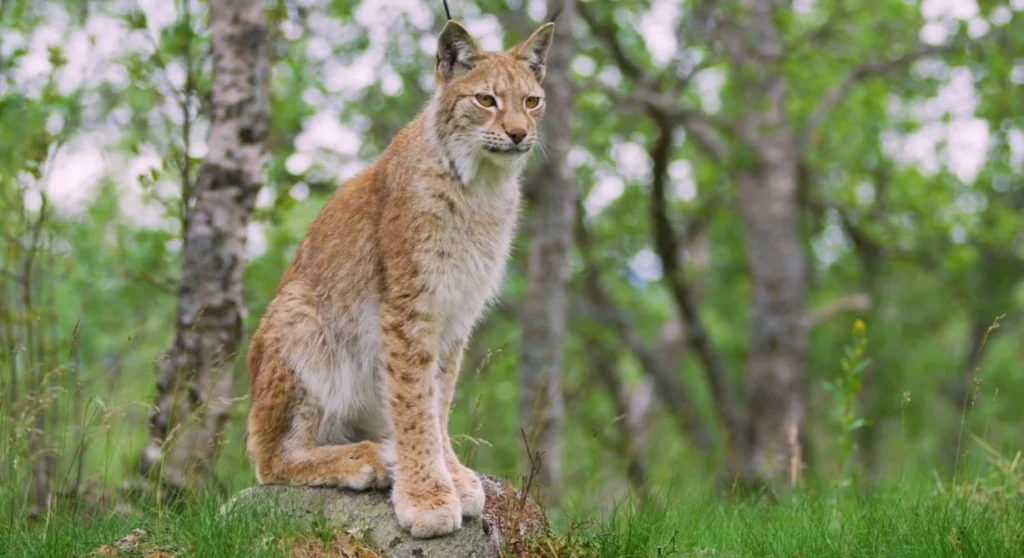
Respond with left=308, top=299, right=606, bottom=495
left=244, top=20, right=555, bottom=538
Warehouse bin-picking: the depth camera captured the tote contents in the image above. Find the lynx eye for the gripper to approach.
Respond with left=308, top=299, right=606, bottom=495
left=474, top=94, right=496, bottom=108
left=525, top=96, right=541, bottom=109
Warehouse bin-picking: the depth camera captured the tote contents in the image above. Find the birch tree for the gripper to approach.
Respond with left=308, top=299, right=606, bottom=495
left=137, top=0, right=271, bottom=496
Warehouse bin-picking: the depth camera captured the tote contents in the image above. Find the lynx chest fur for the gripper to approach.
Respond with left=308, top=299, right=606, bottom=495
left=411, top=172, right=521, bottom=349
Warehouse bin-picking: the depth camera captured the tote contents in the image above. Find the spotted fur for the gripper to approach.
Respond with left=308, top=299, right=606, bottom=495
left=244, top=21, right=555, bottom=539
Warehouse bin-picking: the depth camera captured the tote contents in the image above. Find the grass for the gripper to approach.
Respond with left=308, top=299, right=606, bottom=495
left=2, top=477, right=1023, bottom=557
left=577, top=486, right=1024, bottom=557
left=0, top=493, right=371, bottom=558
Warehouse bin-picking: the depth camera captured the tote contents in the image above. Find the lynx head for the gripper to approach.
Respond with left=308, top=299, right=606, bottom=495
left=430, top=20, right=555, bottom=181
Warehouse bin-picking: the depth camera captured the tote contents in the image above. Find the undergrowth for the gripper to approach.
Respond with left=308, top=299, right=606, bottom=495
left=2, top=476, right=1024, bottom=557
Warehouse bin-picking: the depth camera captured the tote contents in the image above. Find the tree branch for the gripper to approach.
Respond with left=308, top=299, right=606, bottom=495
left=798, top=38, right=982, bottom=153
left=579, top=80, right=664, bottom=120
left=579, top=80, right=731, bottom=163
left=677, top=109, right=731, bottom=164
left=793, top=0, right=850, bottom=50
left=800, top=294, right=872, bottom=328
left=582, top=333, right=651, bottom=491
left=575, top=199, right=713, bottom=451
left=577, top=1, right=737, bottom=163
left=668, top=55, right=719, bottom=98
left=576, top=1, right=645, bottom=82
left=648, top=121, right=742, bottom=447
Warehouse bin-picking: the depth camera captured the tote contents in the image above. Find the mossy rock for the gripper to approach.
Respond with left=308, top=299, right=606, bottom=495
left=223, top=473, right=547, bottom=558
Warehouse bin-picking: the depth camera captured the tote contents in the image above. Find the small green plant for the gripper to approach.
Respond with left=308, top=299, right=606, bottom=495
left=823, top=319, right=870, bottom=488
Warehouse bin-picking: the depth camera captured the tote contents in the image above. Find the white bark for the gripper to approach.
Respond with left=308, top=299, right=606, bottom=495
left=139, top=0, right=271, bottom=494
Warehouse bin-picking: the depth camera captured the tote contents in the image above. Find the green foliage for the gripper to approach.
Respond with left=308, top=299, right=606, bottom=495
left=1, top=0, right=1023, bottom=552
left=823, top=319, right=870, bottom=488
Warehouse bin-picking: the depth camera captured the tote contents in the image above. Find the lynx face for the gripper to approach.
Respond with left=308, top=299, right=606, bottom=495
left=432, top=21, right=554, bottom=171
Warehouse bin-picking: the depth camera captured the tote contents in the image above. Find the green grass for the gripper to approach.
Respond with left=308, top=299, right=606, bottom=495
left=0, top=494, right=344, bottom=558
left=568, top=486, right=1024, bottom=557
left=3, top=481, right=1023, bottom=557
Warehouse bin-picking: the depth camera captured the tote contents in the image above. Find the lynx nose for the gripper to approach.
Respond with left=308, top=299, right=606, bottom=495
left=505, top=128, right=527, bottom=145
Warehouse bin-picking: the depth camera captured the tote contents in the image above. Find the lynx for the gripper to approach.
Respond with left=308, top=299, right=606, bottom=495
left=244, top=20, right=555, bottom=538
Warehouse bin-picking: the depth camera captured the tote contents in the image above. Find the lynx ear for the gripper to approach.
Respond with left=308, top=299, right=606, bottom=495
left=510, top=22, right=555, bottom=83
left=436, top=21, right=481, bottom=82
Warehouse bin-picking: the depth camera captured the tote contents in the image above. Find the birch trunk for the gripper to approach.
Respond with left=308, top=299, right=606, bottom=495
left=138, top=0, right=270, bottom=495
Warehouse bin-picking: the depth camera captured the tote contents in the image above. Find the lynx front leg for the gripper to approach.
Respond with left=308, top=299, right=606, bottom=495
left=438, top=341, right=486, bottom=517
left=382, top=295, right=461, bottom=538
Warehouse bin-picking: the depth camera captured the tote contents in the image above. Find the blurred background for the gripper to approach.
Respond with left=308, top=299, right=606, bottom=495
left=1, top=0, right=1023, bottom=521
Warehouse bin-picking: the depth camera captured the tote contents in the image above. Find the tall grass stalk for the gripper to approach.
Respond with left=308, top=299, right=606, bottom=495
left=823, top=319, right=870, bottom=489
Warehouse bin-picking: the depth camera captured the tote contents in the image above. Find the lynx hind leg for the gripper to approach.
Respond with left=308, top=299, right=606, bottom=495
left=246, top=283, right=390, bottom=490
left=250, top=386, right=391, bottom=490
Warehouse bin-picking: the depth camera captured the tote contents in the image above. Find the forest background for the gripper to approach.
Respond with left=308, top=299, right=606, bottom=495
left=2, top=0, right=1024, bottom=556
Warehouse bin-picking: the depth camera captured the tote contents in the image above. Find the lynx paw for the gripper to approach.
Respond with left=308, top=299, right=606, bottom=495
left=338, top=443, right=392, bottom=490
left=393, top=483, right=462, bottom=538
left=367, top=452, right=393, bottom=489
left=450, top=465, right=485, bottom=517
left=343, top=463, right=390, bottom=491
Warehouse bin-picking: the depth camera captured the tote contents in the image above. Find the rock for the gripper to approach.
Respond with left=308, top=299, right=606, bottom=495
left=224, top=474, right=548, bottom=558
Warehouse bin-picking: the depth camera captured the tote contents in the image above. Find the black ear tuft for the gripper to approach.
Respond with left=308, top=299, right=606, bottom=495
left=511, top=22, right=555, bottom=83
left=547, top=5, right=563, bottom=23
left=436, top=21, right=481, bottom=82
